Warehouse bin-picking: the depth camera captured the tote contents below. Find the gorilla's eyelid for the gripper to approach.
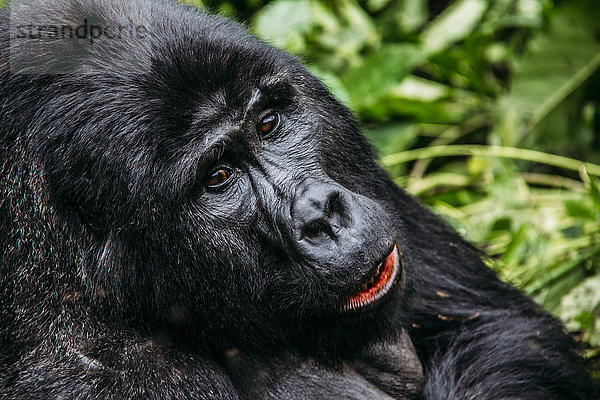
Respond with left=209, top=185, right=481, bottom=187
left=239, top=81, right=293, bottom=131
left=193, top=140, right=230, bottom=178
left=256, top=80, right=295, bottom=109
left=259, top=79, right=294, bottom=96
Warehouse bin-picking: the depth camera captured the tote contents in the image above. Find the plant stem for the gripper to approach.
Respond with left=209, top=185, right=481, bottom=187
left=382, top=144, right=600, bottom=177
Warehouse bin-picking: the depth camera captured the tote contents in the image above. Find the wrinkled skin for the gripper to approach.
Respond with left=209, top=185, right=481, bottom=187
left=0, top=1, right=598, bottom=399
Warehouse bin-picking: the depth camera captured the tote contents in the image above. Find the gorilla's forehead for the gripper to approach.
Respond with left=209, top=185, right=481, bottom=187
left=7, top=0, right=303, bottom=148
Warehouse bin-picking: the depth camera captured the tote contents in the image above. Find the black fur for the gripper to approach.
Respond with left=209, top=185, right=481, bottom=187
left=0, top=0, right=597, bottom=399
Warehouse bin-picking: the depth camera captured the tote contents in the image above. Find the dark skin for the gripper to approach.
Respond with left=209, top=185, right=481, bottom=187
left=0, top=0, right=598, bottom=399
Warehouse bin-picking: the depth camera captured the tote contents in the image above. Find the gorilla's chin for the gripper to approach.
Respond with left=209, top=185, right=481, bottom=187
left=340, top=245, right=402, bottom=313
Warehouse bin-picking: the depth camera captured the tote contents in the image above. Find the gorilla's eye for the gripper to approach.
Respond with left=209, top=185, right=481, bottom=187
left=257, top=112, right=280, bottom=135
left=205, top=166, right=234, bottom=189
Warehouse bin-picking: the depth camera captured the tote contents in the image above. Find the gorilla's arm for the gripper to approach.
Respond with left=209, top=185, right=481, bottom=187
left=223, top=329, right=423, bottom=400
left=223, top=350, right=396, bottom=400
left=1, top=302, right=240, bottom=400
left=393, top=187, right=599, bottom=399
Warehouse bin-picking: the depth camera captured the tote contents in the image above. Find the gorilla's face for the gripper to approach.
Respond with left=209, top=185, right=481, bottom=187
left=184, top=73, right=402, bottom=314
left=17, top=4, right=407, bottom=353
left=167, top=64, right=407, bottom=352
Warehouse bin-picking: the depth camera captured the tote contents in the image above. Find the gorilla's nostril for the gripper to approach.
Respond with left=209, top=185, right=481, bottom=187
left=324, top=191, right=341, bottom=219
left=300, top=219, right=335, bottom=241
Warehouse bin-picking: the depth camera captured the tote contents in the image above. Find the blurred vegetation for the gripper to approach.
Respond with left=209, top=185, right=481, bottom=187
left=183, top=0, right=600, bottom=377
left=2, top=0, right=599, bottom=380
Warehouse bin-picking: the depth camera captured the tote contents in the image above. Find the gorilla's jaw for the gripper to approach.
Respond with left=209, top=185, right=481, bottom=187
left=341, top=245, right=402, bottom=313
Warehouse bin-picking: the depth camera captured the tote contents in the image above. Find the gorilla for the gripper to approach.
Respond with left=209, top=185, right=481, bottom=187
left=0, top=0, right=597, bottom=399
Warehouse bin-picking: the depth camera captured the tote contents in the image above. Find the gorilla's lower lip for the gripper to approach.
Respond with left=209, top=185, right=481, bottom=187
left=341, top=245, right=401, bottom=312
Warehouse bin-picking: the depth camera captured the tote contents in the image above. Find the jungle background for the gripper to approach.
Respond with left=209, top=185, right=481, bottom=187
left=184, top=0, right=600, bottom=379
left=3, top=0, right=600, bottom=382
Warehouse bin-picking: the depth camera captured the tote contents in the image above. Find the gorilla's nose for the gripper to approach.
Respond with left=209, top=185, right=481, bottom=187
left=288, top=179, right=390, bottom=280
left=290, top=180, right=350, bottom=245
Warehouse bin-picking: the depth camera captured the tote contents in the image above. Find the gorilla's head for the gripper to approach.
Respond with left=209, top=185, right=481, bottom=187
left=1, top=0, right=412, bottom=356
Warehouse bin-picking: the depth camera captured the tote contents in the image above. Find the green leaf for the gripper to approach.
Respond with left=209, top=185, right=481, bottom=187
left=389, top=76, right=450, bottom=102
left=564, top=199, right=596, bottom=220
left=502, top=225, right=529, bottom=266
left=342, top=44, right=426, bottom=111
left=421, top=0, right=488, bottom=55
left=498, top=1, right=600, bottom=147
left=559, top=276, right=600, bottom=346
left=398, top=0, right=428, bottom=33
left=253, top=0, right=321, bottom=52
left=366, top=122, right=419, bottom=157
left=534, top=266, right=588, bottom=312
left=337, top=0, right=378, bottom=49
left=527, top=246, right=600, bottom=295
left=365, top=0, right=392, bottom=13
left=587, top=171, right=600, bottom=212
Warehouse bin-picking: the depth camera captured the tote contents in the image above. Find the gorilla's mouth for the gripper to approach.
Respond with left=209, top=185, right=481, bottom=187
left=341, top=245, right=401, bottom=312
